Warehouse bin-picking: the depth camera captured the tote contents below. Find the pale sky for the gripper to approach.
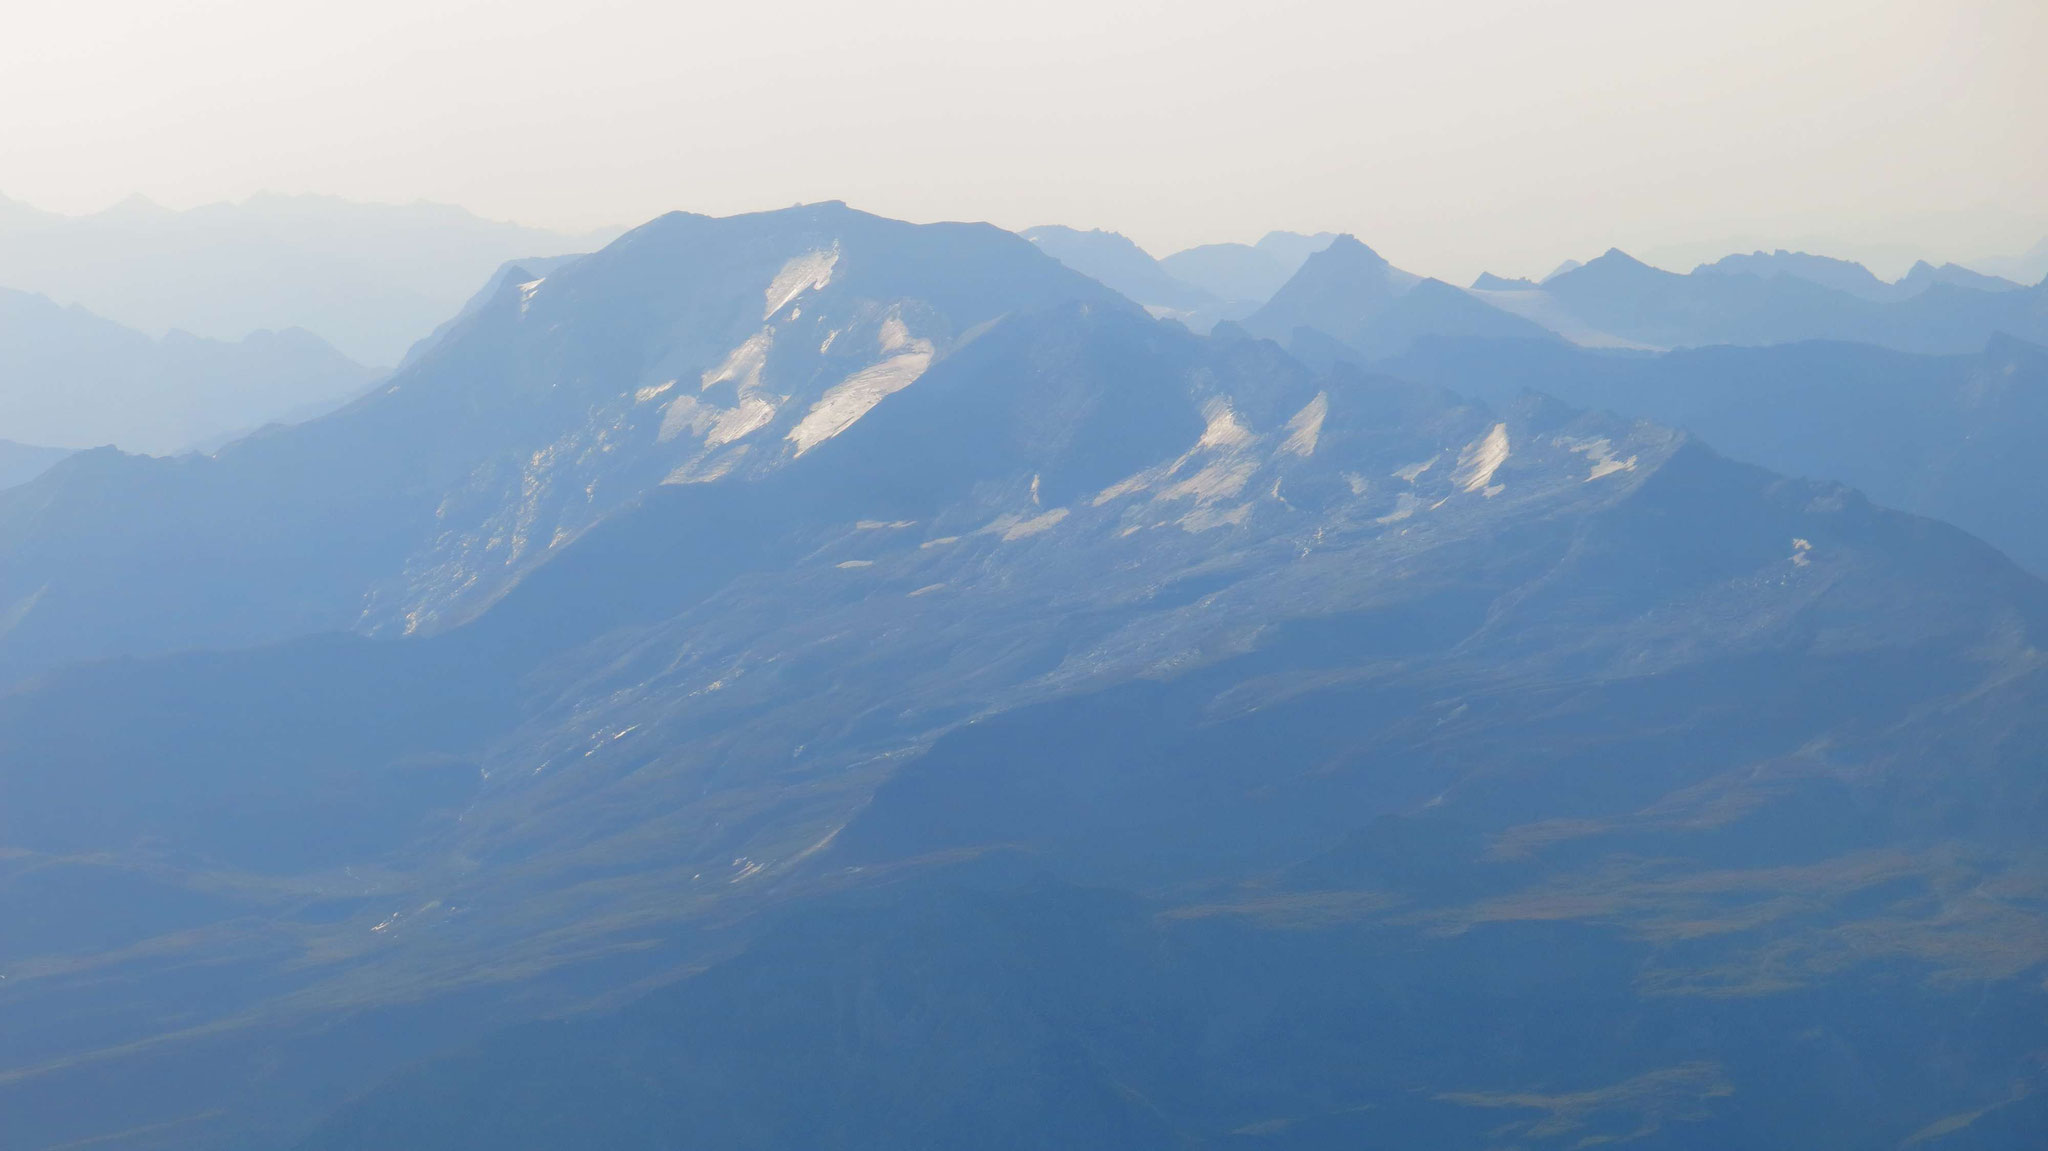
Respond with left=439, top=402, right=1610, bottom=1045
left=3, top=0, right=2043, bottom=281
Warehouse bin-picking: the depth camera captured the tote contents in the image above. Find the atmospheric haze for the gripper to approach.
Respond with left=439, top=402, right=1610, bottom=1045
left=3, top=0, right=2043, bottom=281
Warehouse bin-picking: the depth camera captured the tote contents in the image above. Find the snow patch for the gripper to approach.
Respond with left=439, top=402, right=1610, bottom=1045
left=879, top=313, right=916, bottom=353
left=706, top=395, right=777, bottom=446
left=1558, top=435, right=1637, bottom=481
left=836, top=559, right=874, bottom=569
left=635, top=380, right=676, bottom=403
left=1093, top=469, right=1158, bottom=506
left=1280, top=392, right=1327, bottom=457
left=1196, top=398, right=1254, bottom=450
left=701, top=329, right=772, bottom=393
left=1791, top=537, right=1813, bottom=567
left=787, top=340, right=934, bottom=455
left=660, top=393, right=778, bottom=447
left=1000, top=508, right=1069, bottom=540
left=1452, top=423, right=1510, bottom=496
left=764, top=246, right=838, bottom=319
left=1393, top=455, right=1437, bottom=483
left=1376, top=492, right=1421, bottom=524
left=1161, top=455, right=1261, bottom=503
left=662, top=445, right=749, bottom=485
left=1179, top=502, right=1253, bottom=532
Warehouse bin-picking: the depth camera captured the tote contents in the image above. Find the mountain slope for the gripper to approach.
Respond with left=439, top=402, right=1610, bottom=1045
left=290, top=355, right=2048, bottom=1147
left=289, top=375, right=2048, bottom=1149
left=2, top=297, right=2045, bottom=1150
left=4, top=211, right=2046, bottom=1151
left=301, top=858, right=2047, bottom=1151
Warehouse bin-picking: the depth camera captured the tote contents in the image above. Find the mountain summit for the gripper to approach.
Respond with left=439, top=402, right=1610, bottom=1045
left=0, top=202, right=1122, bottom=678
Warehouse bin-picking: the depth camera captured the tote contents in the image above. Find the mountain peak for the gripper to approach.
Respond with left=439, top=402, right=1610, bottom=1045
left=1243, top=234, right=1408, bottom=344
left=1019, top=224, right=1213, bottom=310
left=1693, top=249, right=1888, bottom=299
left=1472, top=272, right=1537, bottom=291
left=1022, top=223, right=1155, bottom=258
left=1547, top=248, right=1676, bottom=289
left=95, top=193, right=172, bottom=219
left=1317, top=233, right=1391, bottom=267
left=1896, top=258, right=2026, bottom=295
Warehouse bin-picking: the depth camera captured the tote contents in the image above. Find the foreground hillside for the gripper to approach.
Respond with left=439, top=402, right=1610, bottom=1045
left=0, top=206, right=2042, bottom=1151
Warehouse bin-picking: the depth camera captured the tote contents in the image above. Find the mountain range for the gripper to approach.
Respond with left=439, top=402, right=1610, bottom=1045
left=1023, top=225, right=2047, bottom=364
left=1375, top=334, right=2048, bottom=576
left=1021, top=225, right=1335, bottom=328
left=1693, top=250, right=2029, bottom=301
left=1507, top=248, right=2048, bottom=353
left=0, top=204, right=1122, bottom=680
left=0, top=286, right=376, bottom=454
left=0, top=192, right=614, bottom=365
left=1, top=203, right=2044, bottom=1151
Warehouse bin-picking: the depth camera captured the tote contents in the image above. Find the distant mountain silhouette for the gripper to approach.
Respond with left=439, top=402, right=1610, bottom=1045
left=1528, top=247, right=2048, bottom=351
left=1159, top=230, right=1337, bottom=303
left=1695, top=249, right=1896, bottom=299
left=1021, top=226, right=1335, bottom=330
left=1244, top=235, right=1555, bottom=357
left=0, top=438, right=69, bottom=488
left=1243, top=234, right=1413, bottom=339
left=1982, top=235, right=2048, bottom=285
left=1697, top=249, right=2026, bottom=301
left=1020, top=225, right=1216, bottom=311
left=1896, top=258, right=2027, bottom=296
left=0, top=191, right=614, bottom=363
left=1471, top=271, right=1537, bottom=290
left=0, top=287, right=377, bottom=452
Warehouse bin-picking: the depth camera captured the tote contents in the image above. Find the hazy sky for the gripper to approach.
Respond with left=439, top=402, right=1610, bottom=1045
left=4, top=0, right=2043, bottom=280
